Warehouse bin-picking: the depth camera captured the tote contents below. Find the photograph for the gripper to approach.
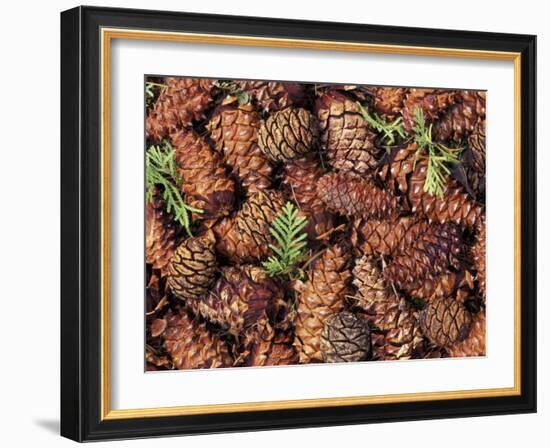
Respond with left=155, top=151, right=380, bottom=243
left=144, top=77, right=487, bottom=371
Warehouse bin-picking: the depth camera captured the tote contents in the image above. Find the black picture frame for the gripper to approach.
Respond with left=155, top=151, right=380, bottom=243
left=61, top=5, right=536, bottom=442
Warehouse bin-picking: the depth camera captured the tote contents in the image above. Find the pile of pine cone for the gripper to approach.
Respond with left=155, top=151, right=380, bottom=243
left=145, top=78, right=486, bottom=371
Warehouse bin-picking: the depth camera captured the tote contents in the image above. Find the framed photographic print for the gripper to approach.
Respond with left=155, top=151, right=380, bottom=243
left=60, top=6, right=537, bottom=442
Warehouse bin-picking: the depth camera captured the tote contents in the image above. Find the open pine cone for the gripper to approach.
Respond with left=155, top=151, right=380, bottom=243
left=447, top=311, right=486, bottom=357
left=372, top=87, right=406, bottom=121
left=317, top=172, right=398, bottom=220
left=185, top=265, right=286, bottom=336
left=402, top=88, right=456, bottom=132
left=145, top=187, right=178, bottom=277
left=240, top=320, right=298, bottom=367
left=294, top=244, right=352, bottom=363
left=353, top=256, right=424, bottom=360
left=208, top=103, right=273, bottom=192
left=281, top=156, right=335, bottom=242
left=350, top=216, right=418, bottom=256
left=314, top=90, right=378, bottom=176
left=471, top=216, right=487, bottom=300
left=383, top=220, right=462, bottom=292
left=213, top=190, right=285, bottom=262
left=171, top=130, right=235, bottom=219
left=146, top=77, right=217, bottom=141
left=236, top=80, right=306, bottom=112
left=162, top=310, right=234, bottom=369
left=433, top=91, right=486, bottom=142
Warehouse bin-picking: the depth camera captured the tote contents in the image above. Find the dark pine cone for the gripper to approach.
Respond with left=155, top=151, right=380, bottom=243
left=419, top=296, right=473, bottom=347
left=167, top=231, right=217, bottom=302
left=258, top=108, right=316, bottom=161
left=320, top=312, right=371, bottom=363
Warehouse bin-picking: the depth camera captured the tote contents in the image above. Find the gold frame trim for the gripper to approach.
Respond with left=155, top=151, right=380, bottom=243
left=100, top=28, right=522, bottom=421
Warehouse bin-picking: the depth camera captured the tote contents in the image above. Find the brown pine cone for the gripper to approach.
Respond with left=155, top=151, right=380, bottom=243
left=146, top=77, right=217, bottom=141
left=167, top=231, right=217, bottom=302
left=350, top=216, right=418, bottom=256
left=208, top=103, right=273, bottom=192
left=162, top=310, right=234, bottom=369
left=378, top=143, right=419, bottom=195
left=145, top=188, right=178, bottom=276
left=171, top=130, right=235, bottom=219
left=146, top=342, right=172, bottom=370
left=409, top=270, right=475, bottom=306
left=186, top=265, right=286, bottom=337
left=240, top=320, right=298, bottom=367
left=372, top=87, right=406, bottom=121
left=352, top=256, right=424, bottom=360
left=471, top=216, right=486, bottom=300
left=433, top=91, right=486, bottom=142
left=317, top=172, right=398, bottom=220
left=281, top=156, right=335, bottom=241
left=383, top=221, right=462, bottom=292
left=146, top=272, right=168, bottom=316
left=464, top=120, right=486, bottom=197
left=294, top=244, right=352, bottom=363
left=408, top=158, right=482, bottom=228
left=447, top=311, right=486, bottom=357
left=352, top=256, right=389, bottom=308
left=320, top=312, right=371, bottom=363
left=236, top=80, right=306, bottom=112
left=419, top=296, right=473, bottom=347
left=379, top=143, right=482, bottom=228
left=258, top=108, right=316, bottom=161
left=402, top=88, right=457, bottom=132
left=315, top=90, right=378, bottom=176
left=213, top=190, right=285, bottom=262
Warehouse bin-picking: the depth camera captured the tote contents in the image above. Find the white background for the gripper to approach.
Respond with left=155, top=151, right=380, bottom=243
left=0, top=0, right=546, bottom=447
left=111, top=39, right=515, bottom=409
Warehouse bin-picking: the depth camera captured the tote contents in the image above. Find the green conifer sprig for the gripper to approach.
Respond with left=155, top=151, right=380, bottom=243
left=412, top=107, right=463, bottom=198
left=356, top=102, right=407, bottom=147
left=145, top=81, right=166, bottom=107
left=262, top=202, right=308, bottom=279
left=146, top=141, right=203, bottom=236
